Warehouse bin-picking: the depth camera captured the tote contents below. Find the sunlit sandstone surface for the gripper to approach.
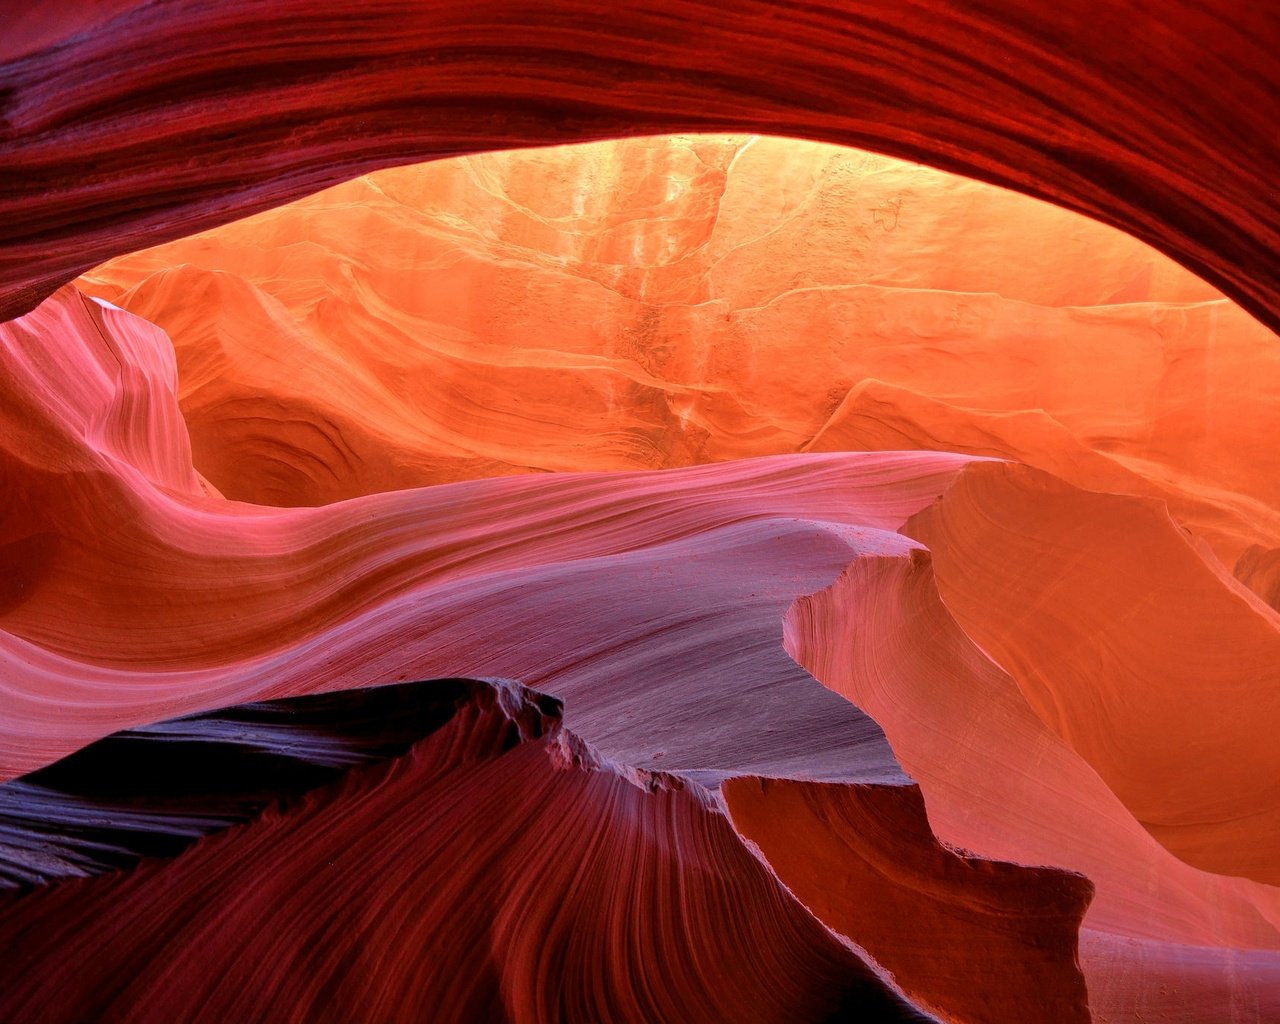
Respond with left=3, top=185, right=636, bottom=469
left=2, top=134, right=1279, bottom=1023
left=79, top=137, right=1280, bottom=577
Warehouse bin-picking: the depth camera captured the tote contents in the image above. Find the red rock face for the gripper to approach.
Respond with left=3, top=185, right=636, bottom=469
left=1, top=2, right=1278, bottom=333
left=3, top=11, right=1280, bottom=1021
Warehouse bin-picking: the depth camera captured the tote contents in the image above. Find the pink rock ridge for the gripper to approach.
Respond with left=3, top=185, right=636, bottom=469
left=1, top=0, right=1279, bottom=1017
left=2, top=272, right=1280, bottom=1020
left=1, top=285, right=1096, bottom=1023
left=75, top=138, right=1280, bottom=612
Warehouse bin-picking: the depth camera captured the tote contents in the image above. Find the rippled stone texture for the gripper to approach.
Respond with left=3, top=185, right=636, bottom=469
left=0, top=287, right=1106, bottom=1022
left=0, top=677, right=1093, bottom=1023
left=1, top=2, right=1278, bottom=333
left=78, top=137, right=1280, bottom=601
left=3, top=12, right=1280, bottom=1012
left=5, top=236, right=1280, bottom=1018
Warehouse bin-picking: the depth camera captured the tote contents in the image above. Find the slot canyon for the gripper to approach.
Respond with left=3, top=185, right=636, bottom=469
left=2, top=6, right=1279, bottom=1023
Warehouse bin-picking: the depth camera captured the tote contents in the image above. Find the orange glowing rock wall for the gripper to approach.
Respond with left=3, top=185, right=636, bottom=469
left=4, top=4, right=1280, bottom=1017
left=81, top=137, right=1280, bottom=595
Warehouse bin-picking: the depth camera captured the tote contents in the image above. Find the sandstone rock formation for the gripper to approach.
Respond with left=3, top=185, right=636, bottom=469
left=3, top=6, right=1280, bottom=1019
left=0, top=284, right=1103, bottom=1023
left=78, top=137, right=1280, bottom=597
left=1, top=2, right=1277, bottom=332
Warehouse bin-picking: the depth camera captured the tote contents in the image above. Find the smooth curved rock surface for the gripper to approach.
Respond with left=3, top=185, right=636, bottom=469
left=725, top=775, right=1091, bottom=1024
left=1, top=2, right=1278, bottom=335
left=3, top=13, right=1280, bottom=1009
left=0, top=680, right=943, bottom=1023
left=3, top=268, right=1280, bottom=1020
left=0, top=678, right=488, bottom=888
left=1237, top=545, right=1280, bottom=613
left=785, top=549, right=1280, bottom=1018
left=905, top=462, right=1280, bottom=884
left=0, top=640, right=1093, bottom=1020
left=74, top=140, right=1280, bottom=596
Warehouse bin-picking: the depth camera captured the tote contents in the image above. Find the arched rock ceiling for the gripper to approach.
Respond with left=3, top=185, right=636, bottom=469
left=1, top=0, right=1277, bottom=331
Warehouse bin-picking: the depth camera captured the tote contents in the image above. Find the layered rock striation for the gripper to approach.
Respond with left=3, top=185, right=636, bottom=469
left=3, top=19, right=1280, bottom=1012
left=2, top=249, right=1280, bottom=1018
left=1, top=2, right=1278, bottom=334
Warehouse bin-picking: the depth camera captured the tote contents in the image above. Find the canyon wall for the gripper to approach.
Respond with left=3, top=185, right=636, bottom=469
left=4, top=5, right=1280, bottom=1019
left=2, top=1, right=1278, bottom=332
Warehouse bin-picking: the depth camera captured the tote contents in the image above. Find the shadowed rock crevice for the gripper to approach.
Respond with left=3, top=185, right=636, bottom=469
left=0, top=671, right=1095, bottom=1023
left=0, top=678, right=525, bottom=888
